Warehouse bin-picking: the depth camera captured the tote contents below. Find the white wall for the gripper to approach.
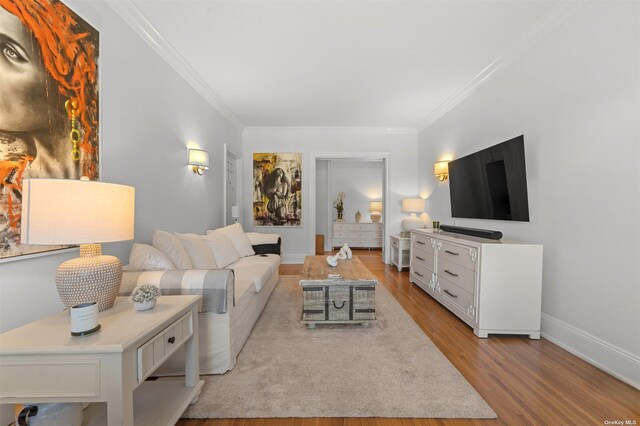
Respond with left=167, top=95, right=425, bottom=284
left=0, top=0, right=242, bottom=334
left=243, top=129, right=418, bottom=263
left=417, top=2, right=639, bottom=387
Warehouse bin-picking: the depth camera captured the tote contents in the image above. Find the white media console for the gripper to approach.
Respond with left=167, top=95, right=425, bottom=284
left=409, top=229, right=543, bottom=339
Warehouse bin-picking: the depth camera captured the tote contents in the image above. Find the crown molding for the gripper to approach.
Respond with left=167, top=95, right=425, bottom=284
left=416, top=0, right=585, bottom=133
left=243, top=126, right=417, bottom=135
left=107, top=0, right=244, bottom=131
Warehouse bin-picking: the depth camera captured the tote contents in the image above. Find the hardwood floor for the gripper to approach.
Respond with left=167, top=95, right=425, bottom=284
left=179, top=250, right=639, bottom=426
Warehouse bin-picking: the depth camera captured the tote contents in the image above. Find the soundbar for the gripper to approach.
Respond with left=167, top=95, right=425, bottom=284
left=439, top=225, right=503, bottom=240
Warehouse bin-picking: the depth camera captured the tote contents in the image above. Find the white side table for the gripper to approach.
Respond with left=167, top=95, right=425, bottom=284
left=390, top=234, right=411, bottom=271
left=0, top=295, right=203, bottom=426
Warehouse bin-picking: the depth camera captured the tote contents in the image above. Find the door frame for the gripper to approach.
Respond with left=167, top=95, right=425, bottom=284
left=308, top=151, right=391, bottom=264
left=223, top=144, right=241, bottom=226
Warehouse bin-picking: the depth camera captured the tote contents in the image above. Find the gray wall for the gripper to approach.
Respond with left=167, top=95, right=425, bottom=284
left=417, top=2, right=639, bottom=387
left=0, top=0, right=242, bottom=333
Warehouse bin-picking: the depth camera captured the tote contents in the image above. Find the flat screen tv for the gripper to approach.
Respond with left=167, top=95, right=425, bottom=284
left=448, top=135, right=530, bottom=222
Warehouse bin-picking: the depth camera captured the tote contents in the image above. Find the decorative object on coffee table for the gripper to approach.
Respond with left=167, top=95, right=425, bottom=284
left=300, top=255, right=378, bottom=328
left=130, top=284, right=161, bottom=311
left=20, top=178, right=135, bottom=311
left=369, top=200, right=382, bottom=223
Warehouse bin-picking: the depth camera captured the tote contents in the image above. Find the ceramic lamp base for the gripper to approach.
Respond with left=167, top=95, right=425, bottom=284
left=56, top=244, right=122, bottom=312
left=370, top=212, right=382, bottom=223
left=401, top=215, right=424, bottom=232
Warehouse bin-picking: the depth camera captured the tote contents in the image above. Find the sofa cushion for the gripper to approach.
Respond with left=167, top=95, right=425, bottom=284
left=152, top=230, right=193, bottom=269
left=202, top=233, right=241, bottom=268
left=129, top=243, right=176, bottom=271
left=230, top=254, right=280, bottom=275
left=229, top=263, right=272, bottom=292
left=175, top=233, right=218, bottom=269
left=234, top=279, right=256, bottom=301
left=208, top=224, right=255, bottom=258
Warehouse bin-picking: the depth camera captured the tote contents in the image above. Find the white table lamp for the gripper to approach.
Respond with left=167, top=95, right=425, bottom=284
left=401, top=198, right=425, bottom=232
left=369, top=201, right=382, bottom=223
left=21, top=178, right=135, bottom=311
left=231, top=205, right=240, bottom=223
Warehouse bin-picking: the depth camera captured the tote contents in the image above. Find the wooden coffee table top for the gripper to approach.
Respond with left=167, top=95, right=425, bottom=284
left=300, top=255, right=378, bottom=286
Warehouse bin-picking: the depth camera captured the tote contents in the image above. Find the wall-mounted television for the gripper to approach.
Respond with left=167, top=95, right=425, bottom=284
left=448, top=135, right=530, bottom=222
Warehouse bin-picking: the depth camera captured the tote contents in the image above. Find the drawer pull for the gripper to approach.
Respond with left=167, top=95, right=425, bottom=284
left=416, top=256, right=425, bottom=261
left=444, top=269, right=459, bottom=277
left=332, top=300, right=346, bottom=310
left=414, top=271, right=424, bottom=277
left=167, top=336, right=176, bottom=344
left=416, top=241, right=426, bottom=245
left=445, top=250, right=459, bottom=256
left=443, top=289, right=458, bottom=298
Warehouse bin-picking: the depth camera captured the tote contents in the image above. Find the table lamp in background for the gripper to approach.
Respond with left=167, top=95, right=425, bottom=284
left=369, top=201, right=382, bottom=223
left=21, top=178, right=135, bottom=311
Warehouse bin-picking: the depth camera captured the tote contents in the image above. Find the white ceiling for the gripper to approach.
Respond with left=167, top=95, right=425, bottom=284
left=131, top=0, right=559, bottom=128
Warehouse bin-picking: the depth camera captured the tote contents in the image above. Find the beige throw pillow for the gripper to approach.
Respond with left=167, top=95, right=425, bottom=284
left=201, top=233, right=240, bottom=268
left=129, top=243, right=176, bottom=271
left=152, top=230, right=193, bottom=270
left=175, top=233, right=218, bottom=269
left=207, top=223, right=255, bottom=257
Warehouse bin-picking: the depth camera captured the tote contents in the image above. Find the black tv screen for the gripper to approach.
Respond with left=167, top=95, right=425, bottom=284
left=448, top=135, right=530, bottom=222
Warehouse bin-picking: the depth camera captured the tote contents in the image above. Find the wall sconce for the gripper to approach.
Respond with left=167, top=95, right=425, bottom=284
left=188, top=148, right=209, bottom=175
left=434, top=161, right=449, bottom=182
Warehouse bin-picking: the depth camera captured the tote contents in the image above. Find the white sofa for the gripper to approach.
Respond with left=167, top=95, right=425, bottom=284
left=120, top=226, right=281, bottom=374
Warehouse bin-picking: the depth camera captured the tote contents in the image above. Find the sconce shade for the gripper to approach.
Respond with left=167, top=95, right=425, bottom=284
left=434, top=161, right=449, bottom=181
left=369, top=201, right=382, bottom=212
left=402, top=198, right=425, bottom=214
left=231, top=206, right=240, bottom=218
left=188, top=148, right=210, bottom=175
left=21, top=178, right=135, bottom=245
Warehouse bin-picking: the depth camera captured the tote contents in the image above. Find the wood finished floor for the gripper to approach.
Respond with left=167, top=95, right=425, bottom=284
left=179, top=250, right=639, bottom=426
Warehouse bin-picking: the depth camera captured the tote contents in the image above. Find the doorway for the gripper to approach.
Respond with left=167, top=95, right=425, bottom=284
left=309, top=152, right=390, bottom=263
left=224, top=144, right=241, bottom=226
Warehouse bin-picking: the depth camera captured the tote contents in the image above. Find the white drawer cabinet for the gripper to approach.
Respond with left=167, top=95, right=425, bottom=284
left=0, top=296, right=203, bottom=426
left=333, top=222, right=383, bottom=249
left=410, top=229, right=543, bottom=339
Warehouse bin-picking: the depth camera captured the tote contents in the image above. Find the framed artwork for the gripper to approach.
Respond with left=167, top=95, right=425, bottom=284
left=253, top=153, right=302, bottom=226
left=0, top=0, right=100, bottom=260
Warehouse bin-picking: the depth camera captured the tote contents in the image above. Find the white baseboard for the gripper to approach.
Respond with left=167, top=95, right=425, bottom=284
left=541, top=313, right=640, bottom=389
left=281, top=253, right=307, bottom=264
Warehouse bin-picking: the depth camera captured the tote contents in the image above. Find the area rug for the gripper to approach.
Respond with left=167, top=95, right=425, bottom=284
left=182, top=275, right=496, bottom=419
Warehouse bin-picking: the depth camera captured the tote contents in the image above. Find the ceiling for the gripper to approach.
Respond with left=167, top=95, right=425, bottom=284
left=131, top=0, right=559, bottom=128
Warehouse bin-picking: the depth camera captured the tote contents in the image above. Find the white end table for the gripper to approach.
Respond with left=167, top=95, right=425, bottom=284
left=390, top=234, right=411, bottom=271
left=0, top=295, right=203, bottom=426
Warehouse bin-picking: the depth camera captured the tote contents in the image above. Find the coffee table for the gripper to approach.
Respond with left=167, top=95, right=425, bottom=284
left=299, top=255, right=378, bottom=328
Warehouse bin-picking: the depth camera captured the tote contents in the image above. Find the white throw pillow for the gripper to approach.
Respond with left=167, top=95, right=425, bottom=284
left=175, top=233, right=218, bottom=269
left=207, top=223, right=255, bottom=257
left=129, top=243, right=176, bottom=271
left=152, top=230, right=193, bottom=269
left=201, top=233, right=240, bottom=268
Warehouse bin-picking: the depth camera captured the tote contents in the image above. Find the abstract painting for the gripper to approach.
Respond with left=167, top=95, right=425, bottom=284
left=253, top=153, right=302, bottom=226
left=0, top=0, right=99, bottom=259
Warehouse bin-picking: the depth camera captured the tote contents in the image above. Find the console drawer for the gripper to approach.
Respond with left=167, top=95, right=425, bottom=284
left=437, top=276, right=475, bottom=322
left=137, top=312, right=193, bottom=383
left=437, top=256, right=476, bottom=295
left=439, top=241, right=477, bottom=271
left=411, top=248, right=434, bottom=274
left=411, top=233, right=434, bottom=256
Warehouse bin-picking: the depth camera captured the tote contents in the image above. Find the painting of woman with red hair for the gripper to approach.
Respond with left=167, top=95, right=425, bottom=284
left=0, top=0, right=99, bottom=258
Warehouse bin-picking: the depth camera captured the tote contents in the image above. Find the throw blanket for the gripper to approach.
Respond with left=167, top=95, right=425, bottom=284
left=121, top=269, right=234, bottom=314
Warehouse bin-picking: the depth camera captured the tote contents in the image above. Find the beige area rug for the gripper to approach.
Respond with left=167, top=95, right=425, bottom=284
left=183, top=275, right=496, bottom=419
